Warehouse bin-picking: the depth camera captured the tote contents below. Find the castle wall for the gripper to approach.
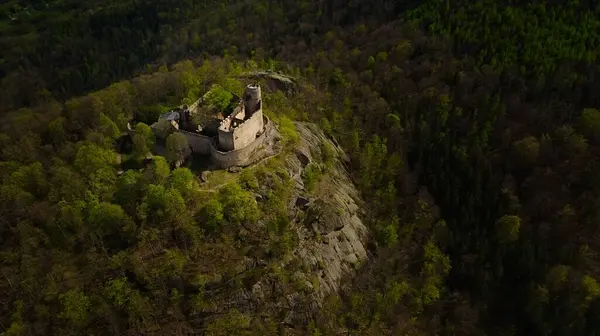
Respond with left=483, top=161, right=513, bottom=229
left=234, top=109, right=264, bottom=148
left=177, top=129, right=212, bottom=155
left=210, top=116, right=269, bottom=168
left=218, top=128, right=236, bottom=151
left=234, top=105, right=245, bottom=120
left=218, top=109, right=264, bottom=151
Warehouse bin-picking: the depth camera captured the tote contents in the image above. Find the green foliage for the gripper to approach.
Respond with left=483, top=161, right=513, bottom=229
left=74, top=143, right=118, bottom=177
left=3, top=301, right=26, bottom=336
left=132, top=122, right=155, bottom=160
left=6, top=162, right=48, bottom=198
left=4, top=2, right=600, bottom=333
left=496, top=215, right=521, bottom=244
left=165, top=132, right=190, bottom=164
left=320, top=142, right=336, bottom=170
left=99, top=113, right=121, bottom=139
left=385, top=280, right=409, bottom=307
left=48, top=117, right=68, bottom=144
left=203, top=84, right=234, bottom=111
left=409, top=0, right=600, bottom=77
left=136, top=105, right=171, bottom=125
left=58, top=289, right=91, bottom=328
left=137, top=184, right=186, bottom=226
left=199, top=198, right=224, bottom=234
left=144, top=156, right=170, bottom=185
left=239, top=169, right=259, bottom=191
left=578, top=108, right=600, bottom=143
left=367, top=56, right=376, bottom=68
left=376, top=216, right=399, bottom=247
left=512, top=136, right=540, bottom=167
left=582, top=276, right=600, bottom=303
left=204, top=309, right=251, bottom=336
left=546, top=265, right=570, bottom=290
left=169, top=167, right=199, bottom=198
left=320, top=117, right=333, bottom=136
left=89, top=166, right=118, bottom=201
left=277, top=116, right=298, bottom=145
left=415, top=239, right=451, bottom=311
left=218, top=183, right=259, bottom=225
left=302, top=164, right=322, bottom=193
left=161, top=249, right=188, bottom=277
left=104, top=277, right=133, bottom=308
left=88, top=201, right=126, bottom=235
left=114, top=169, right=143, bottom=215
left=357, top=135, right=394, bottom=191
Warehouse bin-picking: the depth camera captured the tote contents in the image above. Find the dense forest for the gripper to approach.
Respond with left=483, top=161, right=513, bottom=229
left=3, top=0, right=600, bottom=334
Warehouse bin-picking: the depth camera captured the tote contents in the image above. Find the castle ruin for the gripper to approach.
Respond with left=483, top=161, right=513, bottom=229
left=216, top=84, right=264, bottom=151
left=146, top=84, right=272, bottom=168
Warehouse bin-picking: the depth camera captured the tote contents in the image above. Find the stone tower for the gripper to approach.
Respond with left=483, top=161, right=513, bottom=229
left=243, top=84, right=262, bottom=116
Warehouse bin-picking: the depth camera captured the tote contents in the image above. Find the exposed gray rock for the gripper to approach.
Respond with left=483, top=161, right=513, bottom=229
left=228, top=166, right=242, bottom=173
left=214, top=122, right=370, bottom=325
left=295, top=196, right=311, bottom=210
left=200, top=170, right=210, bottom=182
left=345, top=253, right=358, bottom=265
left=295, top=151, right=310, bottom=167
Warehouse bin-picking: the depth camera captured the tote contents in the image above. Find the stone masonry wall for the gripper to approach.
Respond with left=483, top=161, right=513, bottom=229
left=218, top=128, right=235, bottom=151
left=177, top=129, right=212, bottom=155
left=231, top=109, right=264, bottom=149
left=211, top=116, right=269, bottom=168
left=218, top=110, right=263, bottom=151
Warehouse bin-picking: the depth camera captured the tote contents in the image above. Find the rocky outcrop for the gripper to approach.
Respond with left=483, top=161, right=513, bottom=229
left=200, top=122, right=370, bottom=329
left=231, top=123, right=369, bottom=324
left=288, top=123, right=369, bottom=297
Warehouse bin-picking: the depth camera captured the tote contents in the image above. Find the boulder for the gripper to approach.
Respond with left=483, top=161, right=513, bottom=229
left=295, top=196, right=311, bottom=210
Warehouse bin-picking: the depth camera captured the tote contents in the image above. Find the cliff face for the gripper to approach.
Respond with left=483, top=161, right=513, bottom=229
left=204, top=122, right=371, bottom=327
left=287, top=123, right=369, bottom=298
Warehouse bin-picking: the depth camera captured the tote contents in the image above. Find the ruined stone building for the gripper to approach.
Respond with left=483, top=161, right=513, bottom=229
left=217, top=84, right=264, bottom=151
left=147, top=84, right=271, bottom=168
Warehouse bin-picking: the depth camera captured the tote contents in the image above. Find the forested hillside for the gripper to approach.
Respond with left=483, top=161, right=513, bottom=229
left=2, top=0, right=600, bottom=335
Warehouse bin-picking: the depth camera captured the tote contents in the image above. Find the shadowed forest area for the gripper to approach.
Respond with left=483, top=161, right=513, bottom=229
left=2, top=0, right=600, bottom=335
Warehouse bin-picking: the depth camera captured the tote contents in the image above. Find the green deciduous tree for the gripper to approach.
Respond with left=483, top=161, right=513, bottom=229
left=104, top=277, right=133, bottom=309
left=132, top=122, right=155, bottom=160
left=99, top=113, right=121, bottom=140
left=87, top=202, right=133, bottom=240
left=74, top=143, right=118, bottom=177
left=137, top=184, right=186, bottom=226
left=199, top=198, right=225, bottom=234
left=58, top=289, right=91, bottom=329
left=115, top=169, right=143, bottom=216
left=204, top=84, right=233, bottom=111
left=169, top=167, right=199, bottom=199
left=144, top=156, right=170, bottom=185
left=578, top=108, right=600, bottom=143
left=512, top=136, right=540, bottom=167
left=218, top=183, right=258, bottom=226
left=496, top=215, right=521, bottom=244
left=165, top=133, right=190, bottom=166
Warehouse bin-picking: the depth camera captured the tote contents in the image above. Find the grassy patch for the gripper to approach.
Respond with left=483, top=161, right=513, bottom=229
left=302, top=163, right=323, bottom=193
left=320, top=142, right=336, bottom=171
left=278, top=116, right=298, bottom=145
left=198, top=169, right=239, bottom=191
left=239, top=168, right=259, bottom=191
